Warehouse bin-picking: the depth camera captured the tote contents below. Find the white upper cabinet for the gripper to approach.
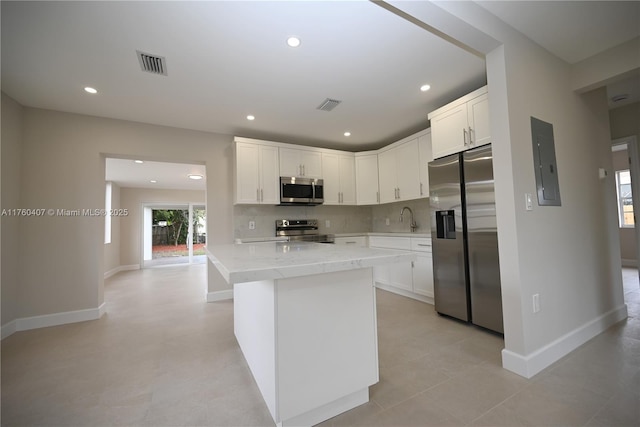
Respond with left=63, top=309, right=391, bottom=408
left=378, top=138, right=422, bottom=203
left=428, top=86, right=490, bottom=159
left=322, top=152, right=356, bottom=205
left=355, top=153, right=380, bottom=205
left=235, top=140, right=280, bottom=205
left=417, top=131, right=432, bottom=198
left=279, top=147, right=322, bottom=178
left=467, top=93, right=491, bottom=147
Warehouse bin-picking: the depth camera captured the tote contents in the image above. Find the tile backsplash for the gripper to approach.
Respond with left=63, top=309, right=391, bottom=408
left=234, top=198, right=430, bottom=239
left=371, top=199, right=430, bottom=233
left=234, top=204, right=372, bottom=239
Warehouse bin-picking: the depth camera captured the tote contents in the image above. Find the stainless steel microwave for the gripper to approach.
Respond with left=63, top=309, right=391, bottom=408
left=280, top=177, right=324, bottom=205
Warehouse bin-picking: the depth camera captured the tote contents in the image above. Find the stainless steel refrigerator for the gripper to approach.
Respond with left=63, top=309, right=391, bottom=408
left=428, top=145, right=504, bottom=334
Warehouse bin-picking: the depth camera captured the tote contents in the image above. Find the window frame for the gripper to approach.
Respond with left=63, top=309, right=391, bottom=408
left=615, top=169, right=634, bottom=229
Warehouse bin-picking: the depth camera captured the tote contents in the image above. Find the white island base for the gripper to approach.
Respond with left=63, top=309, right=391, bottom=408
left=234, top=267, right=378, bottom=427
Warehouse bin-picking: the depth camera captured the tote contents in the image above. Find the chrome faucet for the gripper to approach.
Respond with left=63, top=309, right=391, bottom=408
left=400, top=206, right=417, bottom=232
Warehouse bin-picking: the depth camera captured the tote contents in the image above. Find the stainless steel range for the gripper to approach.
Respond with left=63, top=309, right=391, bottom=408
left=275, top=219, right=335, bottom=243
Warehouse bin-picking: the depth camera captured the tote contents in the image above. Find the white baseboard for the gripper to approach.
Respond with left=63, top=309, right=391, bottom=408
left=502, top=303, right=628, bottom=378
left=374, top=282, right=434, bottom=305
left=1, top=320, right=17, bottom=340
left=207, top=289, right=233, bottom=302
left=1, top=303, right=107, bottom=340
left=104, top=264, right=140, bottom=279
left=621, top=258, right=638, bottom=268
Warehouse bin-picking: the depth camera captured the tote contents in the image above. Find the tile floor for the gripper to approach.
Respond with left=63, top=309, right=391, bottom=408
left=1, top=266, right=639, bottom=426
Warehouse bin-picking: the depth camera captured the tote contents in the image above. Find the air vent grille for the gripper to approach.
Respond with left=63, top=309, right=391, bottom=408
left=317, top=98, right=342, bottom=112
left=136, top=50, right=167, bottom=76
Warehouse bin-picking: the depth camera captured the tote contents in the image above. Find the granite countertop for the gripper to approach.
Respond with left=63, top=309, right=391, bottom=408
left=207, top=241, right=416, bottom=284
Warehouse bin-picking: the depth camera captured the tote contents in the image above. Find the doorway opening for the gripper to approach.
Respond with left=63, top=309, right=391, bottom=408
left=143, top=203, right=206, bottom=268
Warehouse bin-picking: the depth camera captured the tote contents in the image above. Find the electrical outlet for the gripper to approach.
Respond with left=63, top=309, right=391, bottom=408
left=525, top=193, right=533, bottom=211
left=325, top=220, right=330, bottom=228
left=249, top=221, right=255, bottom=230
left=385, top=218, right=390, bottom=226
left=532, top=293, right=540, bottom=313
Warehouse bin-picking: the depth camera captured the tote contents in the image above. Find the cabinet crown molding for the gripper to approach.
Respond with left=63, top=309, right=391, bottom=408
left=427, top=85, right=488, bottom=120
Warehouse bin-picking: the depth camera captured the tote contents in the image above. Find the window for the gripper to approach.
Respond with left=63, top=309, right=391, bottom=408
left=616, top=170, right=634, bottom=228
left=105, top=182, right=112, bottom=243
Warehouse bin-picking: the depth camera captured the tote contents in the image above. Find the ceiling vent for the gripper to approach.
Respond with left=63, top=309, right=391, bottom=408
left=316, top=98, right=342, bottom=112
left=136, top=50, right=167, bottom=76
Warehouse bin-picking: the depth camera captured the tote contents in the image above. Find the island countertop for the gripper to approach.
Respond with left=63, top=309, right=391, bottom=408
left=206, top=241, right=416, bottom=284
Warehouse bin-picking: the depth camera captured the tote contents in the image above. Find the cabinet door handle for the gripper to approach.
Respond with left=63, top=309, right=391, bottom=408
left=469, top=126, right=473, bottom=145
left=376, top=191, right=380, bottom=203
left=302, top=164, right=305, bottom=176
left=420, top=182, right=423, bottom=196
left=411, top=261, right=415, bottom=268
left=261, top=189, right=264, bottom=202
left=257, top=188, right=260, bottom=202
left=397, top=188, right=400, bottom=199
left=346, top=241, right=357, bottom=244
left=463, top=128, right=467, bottom=146
left=417, top=243, right=430, bottom=247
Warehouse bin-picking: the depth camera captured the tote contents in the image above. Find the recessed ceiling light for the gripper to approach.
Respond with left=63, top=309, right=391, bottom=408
left=84, top=87, right=98, bottom=94
left=344, top=132, right=351, bottom=137
left=247, top=115, right=255, bottom=121
left=420, top=84, right=431, bottom=92
left=150, top=180, right=157, bottom=183
left=188, top=174, right=204, bottom=180
left=287, top=36, right=301, bottom=48
left=611, top=94, right=629, bottom=103
left=134, top=160, right=144, bottom=164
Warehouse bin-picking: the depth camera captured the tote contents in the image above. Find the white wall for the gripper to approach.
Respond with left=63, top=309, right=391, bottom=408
left=103, top=182, right=121, bottom=275
left=119, top=187, right=205, bottom=266
left=1, top=93, right=23, bottom=327
left=398, top=2, right=628, bottom=377
left=6, top=106, right=233, bottom=328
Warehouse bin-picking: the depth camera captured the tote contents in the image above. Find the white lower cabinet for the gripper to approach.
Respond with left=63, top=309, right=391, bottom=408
left=369, top=236, right=434, bottom=304
left=333, top=236, right=368, bottom=247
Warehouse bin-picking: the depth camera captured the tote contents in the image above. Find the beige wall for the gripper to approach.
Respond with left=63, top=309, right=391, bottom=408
left=7, top=106, right=233, bottom=321
left=610, top=102, right=640, bottom=141
left=424, top=1, right=626, bottom=376
left=1, top=93, right=24, bottom=326
left=490, top=28, right=623, bottom=361
left=610, top=101, right=640, bottom=265
left=119, top=187, right=205, bottom=266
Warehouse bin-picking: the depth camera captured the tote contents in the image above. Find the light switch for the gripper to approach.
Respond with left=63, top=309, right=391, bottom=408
left=249, top=221, right=255, bottom=230
left=325, top=220, right=330, bottom=228
left=525, top=193, right=533, bottom=211
left=385, top=218, right=390, bottom=226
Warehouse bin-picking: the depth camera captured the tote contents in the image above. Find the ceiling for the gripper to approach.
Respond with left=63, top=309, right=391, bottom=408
left=2, top=1, right=639, bottom=189
left=476, top=0, right=640, bottom=109
left=105, top=158, right=206, bottom=191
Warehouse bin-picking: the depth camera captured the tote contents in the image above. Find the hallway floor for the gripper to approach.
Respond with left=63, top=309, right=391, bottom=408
left=1, top=266, right=638, bottom=426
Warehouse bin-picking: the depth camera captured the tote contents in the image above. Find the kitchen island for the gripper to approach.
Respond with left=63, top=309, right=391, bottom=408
left=207, top=241, right=415, bottom=427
